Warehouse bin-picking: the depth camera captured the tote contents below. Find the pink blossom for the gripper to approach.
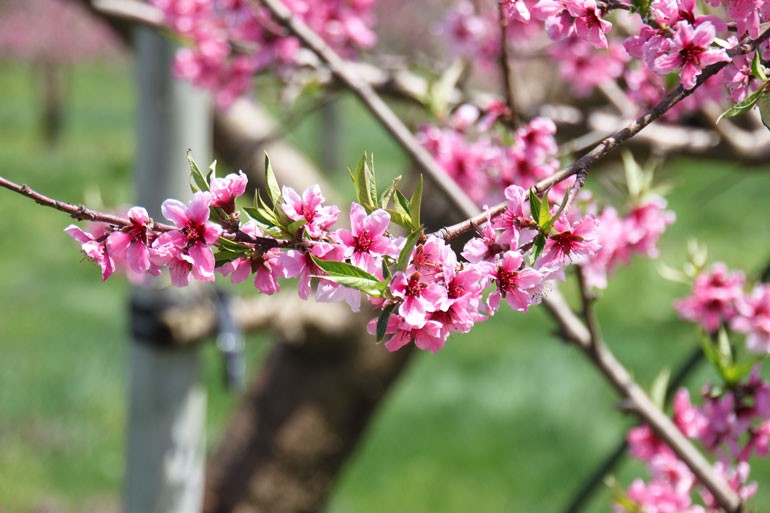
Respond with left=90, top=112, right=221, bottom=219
left=488, top=251, right=544, bottom=312
left=280, top=241, right=343, bottom=301
left=336, top=203, right=397, bottom=274
left=369, top=313, right=448, bottom=353
left=411, top=236, right=454, bottom=278
left=722, top=53, right=761, bottom=103
left=106, top=207, right=154, bottom=274
left=217, top=221, right=283, bottom=294
left=500, top=0, right=531, bottom=22
left=732, top=283, right=770, bottom=354
left=675, top=262, right=745, bottom=332
left=628, top=424, right=674, bottom=462
left=210, top=171, right=248, bottom=213
left=533, top=0, right=612, bottom=48
left=537, top=214, right=600, bottom=268
left=281, top=184, right=340, bottom=238
left=653, top=22, right=731, bottom=90
left=65, top=224, right=115, bottom=281
left=389, top=271, right=448, bottom=328
left=152, top=192, right=223, bottom=286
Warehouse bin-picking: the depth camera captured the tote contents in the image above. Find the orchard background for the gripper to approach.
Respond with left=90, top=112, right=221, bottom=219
left=4, top=0, right=770, bottom=512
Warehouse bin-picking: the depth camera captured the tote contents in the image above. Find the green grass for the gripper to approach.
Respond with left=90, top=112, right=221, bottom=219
left=3, top=57, right=770, bottom=513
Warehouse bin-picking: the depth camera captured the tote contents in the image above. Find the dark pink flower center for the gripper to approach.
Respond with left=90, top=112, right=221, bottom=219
left=182, top=223, right=207, bottom=247
left=354, top=230, right=372, bottom=252
left=405, top=273, right=427, bottom=298
left=679, top=44, right=703, bottom=66
left=496, top=268, right=519, bottom=298
left=448, top=279, right=465, bottom=299
left=550, top=231, right=584, bottom=256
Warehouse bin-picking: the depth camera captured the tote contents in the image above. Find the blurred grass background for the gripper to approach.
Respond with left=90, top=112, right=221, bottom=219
left=2, top=57, right=770, bottom=513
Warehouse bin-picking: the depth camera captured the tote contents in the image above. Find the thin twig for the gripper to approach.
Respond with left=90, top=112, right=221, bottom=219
left=543, top=289, right=742, bottom=513
left=497, top=2, right=519, bottom=126
left=0, top=175, right=174, bottom=231
left=433, top=27, right=770, bottom=241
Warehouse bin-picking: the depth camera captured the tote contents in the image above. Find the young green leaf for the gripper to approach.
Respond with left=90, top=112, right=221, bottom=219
left=542, top=186, right=571, bottom=233
left=264, top=153, right=282, bottom=207
left=529, top=189, right=542, bottom=225
left=349, top=152, right=377, bottom=211
left=243, top=205, right=279, bottom=227
left=717, top=83, right=768, bottom=123
left=310, top=256, right=385, bottom=297
left=367, top=153, right=378, bottom=209
left=207, top=159, right=217, bottom=182
left=214, top=250, right=243, bottom=266
left=217, top=237, right=252, bottom=252
left=409, top=175, right=423, bottom=229
left=286, top=219, right=307, bottom=237
left=380, top=175, right=402, bottom=210
left=758, top=90, right=770, bottom=131
left=376, top=303, right=397, bottom=342
left=650, top=367, right=671, bottom=410
left=187, top=150, right=210, bottom=192
left=394, top=190, right=413, bottom=228
left=311, top=257, right=382, bottom=282
left=752, top=50, right=768, bottom=81
left=397, top=228, right=423, bottom=272
left=531, top=232, right=547, bottom=263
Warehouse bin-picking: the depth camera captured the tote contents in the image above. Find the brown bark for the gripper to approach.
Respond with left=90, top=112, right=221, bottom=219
left=202, top=309, right=413, bottom=513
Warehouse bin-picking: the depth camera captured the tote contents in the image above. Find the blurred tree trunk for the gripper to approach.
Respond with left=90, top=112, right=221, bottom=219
left=40, top=60, right=64, bottom=146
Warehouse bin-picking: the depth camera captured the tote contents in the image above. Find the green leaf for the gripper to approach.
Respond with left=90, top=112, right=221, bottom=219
left=243, top=205, right=279, bottom=227
left=376, top=303, right=397, bottom=342
left=717, top=83, right=768, bottom=123
left=398, top=228, right=423, bottom=272
left=264, top=153, right=282, bottom=207
left=394, top=190, right=413, bottom=228
left=217, top=237, right=252, bottom=252
left=531, top=233, right=547, bottom=263
left=187, top=150, right=210, bottom=192
left=542, top=187, right=571, bottom=233
left=315, top=274, right=385, bottom=297
left=529, top=189, right=542, bottom=225
left=409, top=175, right=423, bottom=229
left=629, top=0, right=649, bottom=17
left=724, top=358, right=761, bottom=386
left=716, top=327, right=733, bottom=370
left=214, top=249, right=243, bottom=266
left=286, top=219, right=307, bottom=237
left=367, top=153, right=378, bottom=209
left=349, top=152, right=377, bottom=211
left=311, top=257, right=386, bottom=297
left=752, top=51, right=768, bottom=81
left=622, top=151, right=643, bottom=199
left=207, top=160, right=217, bottom=182
left=380, top=175, right=402, bottom=210
left=428, top=60, right=464, bottom=116
left=311, top=257, right=381, bottom=283
left=385, top=209, right=413, bottom=230
left=759, top=91, right=770, bottom=131
left=650, top=367, right=671, bottom=410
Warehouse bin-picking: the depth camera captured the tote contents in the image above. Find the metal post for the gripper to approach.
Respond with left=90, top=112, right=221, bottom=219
left=124, top=25, right=211, bottom=513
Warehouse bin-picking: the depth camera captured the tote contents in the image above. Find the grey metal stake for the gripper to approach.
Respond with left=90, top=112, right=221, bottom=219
left=124, top=25, right=212, bottom=513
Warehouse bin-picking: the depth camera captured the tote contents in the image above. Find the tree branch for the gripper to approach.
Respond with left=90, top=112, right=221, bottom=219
left=254, top=0, right=481, bottom=219
left=543, top=288, right=742, bottom=513
left=0, top=175, right=176, bottom=231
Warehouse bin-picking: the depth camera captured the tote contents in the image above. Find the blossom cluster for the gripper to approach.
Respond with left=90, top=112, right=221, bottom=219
left=152, top=0, right=376, bottom=105
left=676, top=263, right=770, bottom=354
left=65, top=160, right=584, bottom=352
left=619, top=370, right=770, bottom=512
left=439, top=0, right=769, bottom=117
left=419, top=107, right=675, bottom=290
